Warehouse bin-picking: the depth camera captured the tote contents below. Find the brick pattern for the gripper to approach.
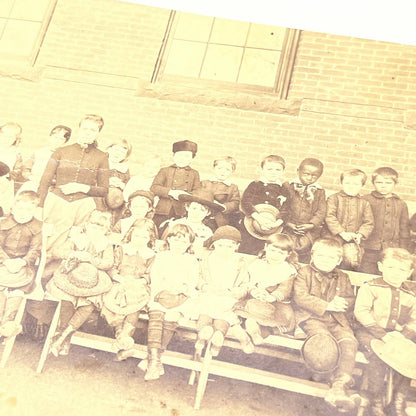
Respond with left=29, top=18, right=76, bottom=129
left=0, top=1, right=415, bottom=209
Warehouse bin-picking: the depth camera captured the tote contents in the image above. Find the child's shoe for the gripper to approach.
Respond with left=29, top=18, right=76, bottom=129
left=145, top=348, right=162, bottom=381
left=324, top=374, right=357, bottom=412
left=389, top=392, right=406, bottom=416
left=245, top=318, right=263, bottom=345
left=210, top=331, right=224, bottom=357
left=195, top=326, right=214, bottom=355
left=369, top=396, right=385, bottom=416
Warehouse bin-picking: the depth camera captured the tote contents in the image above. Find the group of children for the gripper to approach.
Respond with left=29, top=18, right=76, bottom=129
left=0, top=119, right=416, bottom=415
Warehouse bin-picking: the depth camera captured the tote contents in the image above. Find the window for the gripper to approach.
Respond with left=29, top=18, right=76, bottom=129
left=151, top=11, right=300, bottom=99
left=0, top=0, right=57, bottom=64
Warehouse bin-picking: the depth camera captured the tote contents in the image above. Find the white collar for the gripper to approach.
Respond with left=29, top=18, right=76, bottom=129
left=289, top=178, right=322, bottom=189
left=259, top=177, right=282, bottom=186
left=109, top=161, right=129, bottom=173
left=210, top=176, right=232, bottom=186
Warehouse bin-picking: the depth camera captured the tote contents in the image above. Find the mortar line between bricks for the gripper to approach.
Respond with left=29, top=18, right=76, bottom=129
left=44, top=64, right=141, bottom=80
left=301, top=109, right=404, bottom=123
left=42, top=75, right=137, bottom=91
left=302, top=97, right=406, bottom=111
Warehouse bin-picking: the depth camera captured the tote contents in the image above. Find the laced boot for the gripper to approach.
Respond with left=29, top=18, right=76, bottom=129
left=144, top=348, right=161, bottom=381
left=50, top=325, right=74, bottom=357
left=389, top=392, right=407, bottom=416
left=370, top=396, right=386, bottom=416
left=325, top=374, right=357, bottom=412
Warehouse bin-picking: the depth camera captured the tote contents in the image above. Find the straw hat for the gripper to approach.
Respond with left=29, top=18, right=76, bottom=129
left=244, top=204, right=283, bottom=240
left=301, top=333, right=340, bottom=373
left=178, top=188, right=225, bottom=213
left=209, top=225, right=241, bottom=245
left=53, top=262, right=112, bottom=297
left=371, top=332, right=416, bottom=379
left=105, top=186, right=125, bottom=209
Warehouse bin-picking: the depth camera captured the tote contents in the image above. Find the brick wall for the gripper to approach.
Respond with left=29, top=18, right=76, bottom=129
left=1, top=0, right=416, bottom=211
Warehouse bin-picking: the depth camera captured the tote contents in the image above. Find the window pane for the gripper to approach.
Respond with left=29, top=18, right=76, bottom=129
left=210, top=18, right=249, bottom=46
left=238, top=48, right=280, bottom=87
left=201, top=44, right=243, bottom=82
left=164, top=39, right=206, bottom=77
left=0, top=20, right=41, bottom=55
left=10, top=0, right=51, bottom=21
left=174, top=12, right=213, bottom=42
left=0, top=0, right=14, bottom=18
left=246, top=24, right=286, bottom=50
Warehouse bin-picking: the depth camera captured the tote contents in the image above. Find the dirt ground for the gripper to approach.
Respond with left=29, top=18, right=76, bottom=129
left=0, top=333, right=340, bottom=416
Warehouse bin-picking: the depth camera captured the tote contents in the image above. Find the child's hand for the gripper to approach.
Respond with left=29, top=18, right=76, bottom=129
left=251, top=288, right=274, bottom=302
left=109, top=177, right=125, bottom=189
left=326, top=296, right=349, bottom=312
left=168, top=190, right=190, bottom=200
left=3, top=258, right=26, bottom=273
left=353, top=233, right=362, bottom=245
left=339, top=231, right=355, bottom=242
left=294, top=223, right=314, bottom=234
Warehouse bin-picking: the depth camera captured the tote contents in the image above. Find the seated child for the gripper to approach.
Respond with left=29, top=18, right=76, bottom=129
left=0, top=191, right=42, bottom=338
left=0, top=161, right=11, bottom=217
left=201, top=156, right=240, bottom=230
left=195, top=226, right=250, bottom=357
left=239, top=155, right=290, bottom=255
left=293, top=238, right=358, bottom=411
left=161, top=188, right=224, bottom=257
left=144, top=223, right=199, bottom=380
left=324, top=169, right=374, bottom=270
left=150, top=140, right=201, bottom=230
left=46, top=210, right=114, bottom=356
left=102, top=218, right=157, bottom=359
left=98, top=138, right=132, bottom=225
left=360, top=167, right=410, bottom=275
left=111, top=190, right=155, bottom=244
left=283, top=157, right=327, bottom=263
left=235, top=233, right=298, bottom=345
left=354, top=247, right=416, bottom=416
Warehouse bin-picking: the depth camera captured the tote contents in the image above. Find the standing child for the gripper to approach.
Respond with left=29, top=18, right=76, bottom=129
left=235, top=233, right=298, bottom=345
left=145, top=223, right=199, bottom=380
left=360, top=167, right=410, bottom=275
left=284, top=157, right=327, bottom=263
left=0, top=191, right=42, bottom=338
left=324, top=169, right=374, bottom=270
left=239, top=155, right=290, bottom=255
left=46, top=210, right=114, bottom=356
left=99, top=138, right=132, bottom=225
left=150, top=140, right=201, bottom=231
left=354, top=247, right=416, bottom=416
left=195, top=226, right=250, bottom=356
left=102, top=218, right=157, bottom=359
left=201, top=156, right=241, bottom=230
left=293, top=238, right=358, bottom=411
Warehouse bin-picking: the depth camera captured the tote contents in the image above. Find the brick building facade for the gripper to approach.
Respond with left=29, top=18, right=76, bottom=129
left=1, top=0, right=415, bottom=208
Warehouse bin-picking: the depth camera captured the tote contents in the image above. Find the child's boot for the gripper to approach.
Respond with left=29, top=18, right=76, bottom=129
left=195, top=326, right=214, bottom=356
left=245, top=318, right=263, bottom=345
left=210, top=331, right=224, bottom=357
left=370, top=396, right=385, bottom=416
left=390, top=392, right=406, bottom=416
left=50, top=325, right=74, bottom=357
left=145, top=348, right=161, bottom=381
left=324, top=374, right=357, bottom=412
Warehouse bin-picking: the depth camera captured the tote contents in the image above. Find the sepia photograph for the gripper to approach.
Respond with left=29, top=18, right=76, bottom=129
left=0, top=0, right=416, bottom=415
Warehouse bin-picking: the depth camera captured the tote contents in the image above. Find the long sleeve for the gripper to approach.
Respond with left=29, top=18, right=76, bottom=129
left=399, top=201, right=410, bottom=249
left=309, top=189, right=327, bottom=228
left=23, top=227, right=42, bottom=267
left=358, top=199, right=374, bottom=239
left=325, top=193, right=344, bottom=235
left=241, top=182, right=260, bottom=216
left=271, top=275, right=295, bottom=302
left=38, top=153, right=59, bottom=207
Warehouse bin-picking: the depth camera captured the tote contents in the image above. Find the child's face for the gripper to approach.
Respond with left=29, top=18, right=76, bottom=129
left=130, top=196, right=151, bottom=218
left=48, top=130, right=67, bottom=151
left=186, top=202, right=209, bottom=223
left=173, top=151, right=193, bottom=168
left=342, top=175, right=364, bottom=197
left=298, top=164, right=322, bottom=186
left=12, top=200, right=37, bottom=224
left=261, top=161, right=284, bottom=183
left=0, top=127, right=19, bottom=147
left=213, top=239, right=238, bottom=256
left=130, top=228, right=150, bottom=249
left=265, top=244, right=289, bottom=264
left=373, top=175, right=396, bottom=197
left=378, top=257, right=413, bottom=288
left=108, top=144, right=128, bottom=163
left=85, top=222, right=107, bottom=240
left=214, top=161, right=233, bottom=182
left=77, top=120, right=100, bottom=145
left=311, top=247, right=342, bottom=273
left=167, top=233, right=191, bottom=254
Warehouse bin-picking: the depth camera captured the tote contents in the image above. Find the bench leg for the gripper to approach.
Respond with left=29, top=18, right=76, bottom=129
left=194, top=342, right=213, bottom=410
left=0, top=298, right=27, bottom=368
left=188, top=352, right=202, bottom=386
left=36, top=300, right=61, bottom=373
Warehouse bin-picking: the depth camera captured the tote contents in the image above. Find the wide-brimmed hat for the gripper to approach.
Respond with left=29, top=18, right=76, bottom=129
left=105, top=186, right=125, bottom=209
left=0, top=264, right=33, bottom=289
left=301, top=333, right=340, bottom=373
left=172, top=140, right=197, bottom=156
left=342, top=242, right=364, bottom=269
left=0, top=161, right=10, bottom=177
left=178, top=188, right=225, bottom=213
left=127, top=190, right=155, bottom=205
left=371, top=332, right=416, bottom=379
left=235, top=298, right=279, bottom=327
left=244, top=204, right=283, bottom=240
left=209, top=225, right=241, bottom=245
left=103, top=279, right=150, bottom=315
left=53, top=262, right=112, bottom=297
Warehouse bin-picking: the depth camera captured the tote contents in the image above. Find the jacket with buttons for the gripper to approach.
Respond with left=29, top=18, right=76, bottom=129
left=354, top=277, right=416, bottom=341
left=38, top=143, right=110, bottom=207
left=151, top=165, right=201, bottom=216
left=240, top=180, right=290, bottom=220
left=361, top=191, right=410, bottom=251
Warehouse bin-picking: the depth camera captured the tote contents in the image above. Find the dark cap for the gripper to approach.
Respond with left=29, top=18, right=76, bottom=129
left=172, top=140, right=198, bottom=156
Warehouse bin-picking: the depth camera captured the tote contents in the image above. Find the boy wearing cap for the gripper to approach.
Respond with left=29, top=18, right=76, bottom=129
left=238, top=155, right=290, bottom=255
left=293, top=238, right=358, bottom=411
left=354, top=247, right=416, bottom=416
left=151, top=140, right=201, bottom=232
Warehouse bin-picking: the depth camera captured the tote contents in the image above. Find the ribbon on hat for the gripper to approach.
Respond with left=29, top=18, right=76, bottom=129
left=290, top=179, right=322, bottom=202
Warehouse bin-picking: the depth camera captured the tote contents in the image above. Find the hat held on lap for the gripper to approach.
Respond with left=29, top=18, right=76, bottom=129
left=244, top=204, right=283, bottom=240
left=301, top=333, right=340, bottom=373
left=178, top=188, right=225, bottom=213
